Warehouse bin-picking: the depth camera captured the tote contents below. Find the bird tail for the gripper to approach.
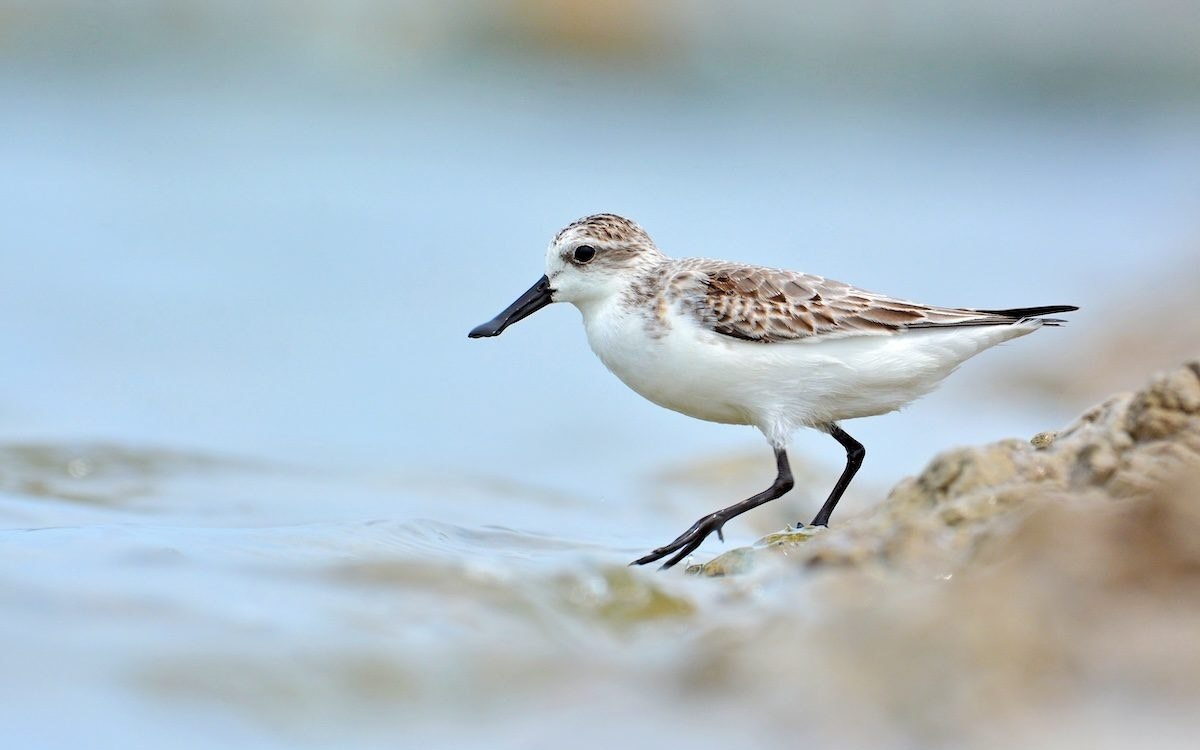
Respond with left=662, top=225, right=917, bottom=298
left=976, top=304, right=1079, bottom=326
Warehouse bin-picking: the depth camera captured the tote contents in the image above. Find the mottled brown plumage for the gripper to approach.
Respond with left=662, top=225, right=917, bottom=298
left=554, top=216, right=1070, bottom=344
left=651, top=259, right=1067, bottom=343
left=554, top=214, right=657, bottom=257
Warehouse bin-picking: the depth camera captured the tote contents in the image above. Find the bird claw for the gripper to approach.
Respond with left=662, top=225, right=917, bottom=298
left=630, top=514, right=726, bottom=570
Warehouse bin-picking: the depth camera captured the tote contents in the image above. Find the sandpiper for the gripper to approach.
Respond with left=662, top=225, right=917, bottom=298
left=469, top=214, right=1076, bottom=569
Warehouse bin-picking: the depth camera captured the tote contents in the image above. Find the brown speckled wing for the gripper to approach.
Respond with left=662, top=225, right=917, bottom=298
left=678, top=260, right=1030, bottom=343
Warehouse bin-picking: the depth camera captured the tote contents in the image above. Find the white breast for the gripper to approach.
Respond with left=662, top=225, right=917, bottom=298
left=579, top=297, right=756, bottom=426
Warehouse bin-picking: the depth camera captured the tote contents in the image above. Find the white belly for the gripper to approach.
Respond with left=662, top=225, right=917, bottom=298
left=579, top=299, right=1038, bottom=442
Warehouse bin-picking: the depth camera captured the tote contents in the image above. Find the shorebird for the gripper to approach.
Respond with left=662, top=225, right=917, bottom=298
left=468, top=214, right=1076, bottom=569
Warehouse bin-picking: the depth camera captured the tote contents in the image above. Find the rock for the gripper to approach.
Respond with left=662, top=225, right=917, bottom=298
left=678, top=359, right=1200, bottom=745
left=1029, top=430, right=1058, bottom=448
left=690, top=461, right=1200, bottom=746
left=688, top=526, right=826, bottom=577
left=690, top=358, right=1200, bottom=577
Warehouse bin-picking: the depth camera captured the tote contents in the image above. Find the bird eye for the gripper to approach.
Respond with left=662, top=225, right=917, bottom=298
left=573, top=245, right=596, bottom=264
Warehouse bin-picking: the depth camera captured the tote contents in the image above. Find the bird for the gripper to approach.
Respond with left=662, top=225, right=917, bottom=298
left=468, top=214, right=1076, bottom=569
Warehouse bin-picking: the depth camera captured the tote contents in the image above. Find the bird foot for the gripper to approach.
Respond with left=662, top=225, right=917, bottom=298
left=630, top=513, right=728, bottom=570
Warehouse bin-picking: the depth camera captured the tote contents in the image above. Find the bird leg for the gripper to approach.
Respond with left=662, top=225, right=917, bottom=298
left=631, top=446, right=794, bottom=570
left=807, top=423, right=864, bottom=527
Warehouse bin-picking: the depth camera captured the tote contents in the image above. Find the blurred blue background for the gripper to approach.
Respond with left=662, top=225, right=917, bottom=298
left=3, top=1, right=1198, bottom=494
left=1, top=3, right=1198, bottom=748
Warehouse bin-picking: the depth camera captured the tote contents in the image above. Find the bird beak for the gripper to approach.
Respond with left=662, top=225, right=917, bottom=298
left=468, top=275, right=554, bottom=338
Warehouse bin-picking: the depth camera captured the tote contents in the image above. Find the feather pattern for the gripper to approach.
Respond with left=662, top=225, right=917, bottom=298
left=659, top=259, right=1075, bottom=343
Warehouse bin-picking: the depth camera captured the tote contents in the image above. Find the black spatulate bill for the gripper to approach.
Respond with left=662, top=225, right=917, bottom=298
left=468, top=275, right=554, bottom=338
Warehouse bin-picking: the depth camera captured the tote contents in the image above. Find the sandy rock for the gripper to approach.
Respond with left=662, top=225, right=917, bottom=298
left=691, top=357, right=1200, bottom=576
left=691, top=465, right=1200, bottom=747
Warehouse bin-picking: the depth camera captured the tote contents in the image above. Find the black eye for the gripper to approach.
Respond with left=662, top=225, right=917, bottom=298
left=573, top=245, right=596, bottom=264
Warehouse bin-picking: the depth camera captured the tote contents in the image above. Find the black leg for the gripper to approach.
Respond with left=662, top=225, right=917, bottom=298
left=808, top=423, right=865, bottom=527
left=631, top=446, right=794, bottom=570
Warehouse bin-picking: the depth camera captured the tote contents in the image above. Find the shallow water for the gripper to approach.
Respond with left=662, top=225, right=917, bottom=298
left=8, top=439, right=1200, bottom=750
left=0, top=442, right=785, bottom=748
left=3, top=47, right=1200, bottom=747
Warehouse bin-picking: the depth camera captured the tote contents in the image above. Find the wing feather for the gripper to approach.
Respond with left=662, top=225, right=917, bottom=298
left=669, top=260, right=1072, bottom=343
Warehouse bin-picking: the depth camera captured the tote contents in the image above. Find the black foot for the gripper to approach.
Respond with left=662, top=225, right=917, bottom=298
left=630, top=513, right=727, bottom=570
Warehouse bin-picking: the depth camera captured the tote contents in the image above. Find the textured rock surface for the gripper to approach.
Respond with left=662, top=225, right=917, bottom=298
left=691, top=358, right=1200, bottom=576
left=687, top=461, right=1200, bottom=747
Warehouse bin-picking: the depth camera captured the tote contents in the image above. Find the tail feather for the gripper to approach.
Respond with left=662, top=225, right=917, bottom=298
left=906, top=304, right=1078, bottom=330
left=902, top=302, right=1084, bottom=328
left=977, top=304, right=1078, bottom=327
left=977, top=304, right=1079, bottom=318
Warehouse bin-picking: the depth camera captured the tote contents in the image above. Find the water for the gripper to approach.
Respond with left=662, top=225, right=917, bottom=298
left=0, top=442, right=775, bottom=748
left=2, top=60, right=1199, bottom=748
